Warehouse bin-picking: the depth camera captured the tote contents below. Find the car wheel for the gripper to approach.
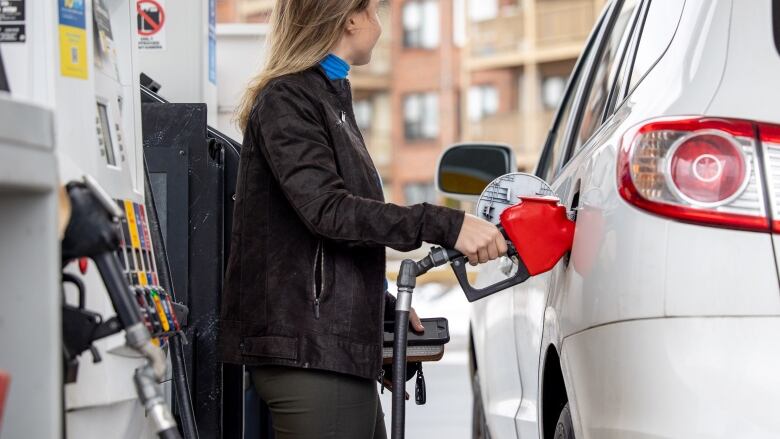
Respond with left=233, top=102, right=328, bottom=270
left=554, top=403, right=574, bottom=439
left=471, top=371, right=491, bottom=439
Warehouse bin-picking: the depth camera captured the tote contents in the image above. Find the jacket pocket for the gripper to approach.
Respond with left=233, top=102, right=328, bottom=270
left=312, top=240, right=325, bottom=319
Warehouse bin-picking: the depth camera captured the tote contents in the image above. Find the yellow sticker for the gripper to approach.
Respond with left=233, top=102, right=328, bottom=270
left=58, top=25, right=87, bottom=79
left=123, top=200, right=141, bottom=249
left=58, top=0, right=88, bottom=79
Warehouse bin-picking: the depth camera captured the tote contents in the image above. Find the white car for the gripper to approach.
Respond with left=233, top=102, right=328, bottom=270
left=437, top=0, right=780, bottom=438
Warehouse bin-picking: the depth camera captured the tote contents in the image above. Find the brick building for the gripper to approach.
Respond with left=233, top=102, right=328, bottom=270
left=388, top=0, right=461, bottom=204
left=216, top=0, right=603, bottom=202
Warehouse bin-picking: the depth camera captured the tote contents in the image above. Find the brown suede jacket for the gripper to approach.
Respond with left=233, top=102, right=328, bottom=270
left=218, top=66, right=465, bottom=380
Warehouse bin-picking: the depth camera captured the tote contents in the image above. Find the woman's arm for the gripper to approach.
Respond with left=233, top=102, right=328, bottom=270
left=253, top=80, right=464, bottom=251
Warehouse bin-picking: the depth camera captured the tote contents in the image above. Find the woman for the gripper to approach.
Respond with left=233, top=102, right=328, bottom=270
left=219, top=0, right=507, bottom=437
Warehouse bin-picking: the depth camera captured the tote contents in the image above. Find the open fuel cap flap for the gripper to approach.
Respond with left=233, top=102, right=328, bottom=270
left=475, top=172, right=557, bottom=225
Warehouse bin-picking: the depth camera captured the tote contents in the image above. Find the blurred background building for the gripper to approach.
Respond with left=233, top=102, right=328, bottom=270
left=216, top=0, right=604, bottom=204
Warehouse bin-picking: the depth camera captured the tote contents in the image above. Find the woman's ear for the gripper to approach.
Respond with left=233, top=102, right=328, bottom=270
left=344, top=14, right=359, bottom=35
left=346, top=7, right=372, bottom=35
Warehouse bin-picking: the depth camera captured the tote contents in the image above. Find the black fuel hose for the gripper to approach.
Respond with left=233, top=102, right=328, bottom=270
left=391, top=306, right=411, bottom=439
left=92, top=252, right=143, bottom=328
left=170, top=334, right=199, bottom=439
left=391, top=249, right=461, bottom=439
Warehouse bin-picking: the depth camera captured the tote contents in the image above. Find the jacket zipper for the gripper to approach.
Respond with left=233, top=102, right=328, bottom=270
left=313, top=241, right=325, bottom=319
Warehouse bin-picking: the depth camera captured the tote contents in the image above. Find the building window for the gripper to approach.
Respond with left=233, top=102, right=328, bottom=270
left=468, top=85, right=499, bottom=121
left=541, top=76, right=567, bottom=111
left=404, top=92, right=439, bottom=140
left=353, top=99, right=373, bottom=131
left=468, top=0, right=498, bottom=22
left=403, top=0, right=440, bottom=49
left=453, top=0, right=466, bottom=47
left=404, top=182, right=437, bottom=205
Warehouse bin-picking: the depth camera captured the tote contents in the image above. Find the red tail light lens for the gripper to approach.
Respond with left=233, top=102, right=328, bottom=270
left=618, top=117, right=768, bottom=231
left=668, top=132, right=747, bottom=205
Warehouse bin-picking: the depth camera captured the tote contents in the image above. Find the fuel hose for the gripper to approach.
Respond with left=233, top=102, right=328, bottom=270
left=390, top=248, right=461, bottom=439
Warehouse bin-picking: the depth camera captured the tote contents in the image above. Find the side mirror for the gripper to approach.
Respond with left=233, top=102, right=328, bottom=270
left=436, top=143, right=517, bottom=200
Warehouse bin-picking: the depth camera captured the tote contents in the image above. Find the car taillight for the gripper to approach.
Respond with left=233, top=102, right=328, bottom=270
left=758, top=123, right=780, bottom=233
left=618, top=117, right=769, bottom=231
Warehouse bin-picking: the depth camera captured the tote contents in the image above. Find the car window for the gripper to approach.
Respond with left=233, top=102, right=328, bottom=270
left=627, top=0, right=685, bottom=92
left=536, top=8, right=607, bottom=182
left=537, top=84, right=578, bottom=182
left=604, top=1, right=646, bottom=117
left=572, top=0, right=640, bottom=152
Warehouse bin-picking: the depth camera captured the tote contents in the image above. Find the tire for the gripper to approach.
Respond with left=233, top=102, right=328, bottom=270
left=471, top=371, right=491, bottom=439
left=554, top=403, right=575, bottom=439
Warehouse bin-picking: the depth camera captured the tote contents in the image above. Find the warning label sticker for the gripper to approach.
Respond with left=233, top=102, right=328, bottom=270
left=0, top=0, right=24, bottom=22
left=0, top=0, right=25, bottom=43
left=136, top=0, right=166, bottom=51
left=0, top=24, right=22, bottom=42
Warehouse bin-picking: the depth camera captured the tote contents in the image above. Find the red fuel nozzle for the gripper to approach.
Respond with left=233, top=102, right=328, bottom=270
left=446, top=195, right=575, bottom=302
left=500, top=196, right=575, bottom=276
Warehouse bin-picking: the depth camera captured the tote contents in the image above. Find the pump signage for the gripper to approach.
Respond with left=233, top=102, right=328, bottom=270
left=136, top=0, right=166, bottom=50
left=0, top=0, right=25, bottom=43
left=58, top=0, right=88, bottom=79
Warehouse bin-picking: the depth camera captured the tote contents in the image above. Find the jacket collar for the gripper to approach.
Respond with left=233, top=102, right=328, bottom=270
left=308, top=65, right=350, bottom=98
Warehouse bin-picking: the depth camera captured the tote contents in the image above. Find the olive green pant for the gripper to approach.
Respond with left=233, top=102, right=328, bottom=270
left=250, top=366, right=387, bottom=439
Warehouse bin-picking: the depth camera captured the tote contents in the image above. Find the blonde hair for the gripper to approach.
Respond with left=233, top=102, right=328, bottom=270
left=236, top=0, right=370, bottom=132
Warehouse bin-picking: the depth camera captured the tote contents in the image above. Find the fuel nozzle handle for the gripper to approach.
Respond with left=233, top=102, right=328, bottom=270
left=63, top=180, right=143, bottom=329
left=449, top=252, right=530, bottom=302
left=62, top=178, right=167, bottom=378
left=423, top=226, right=529, bottom=302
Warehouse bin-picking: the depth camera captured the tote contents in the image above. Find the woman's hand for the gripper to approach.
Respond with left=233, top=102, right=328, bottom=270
left=410, top=307, right=424, bottom=333
left=454, top=213, right=508, bottom=266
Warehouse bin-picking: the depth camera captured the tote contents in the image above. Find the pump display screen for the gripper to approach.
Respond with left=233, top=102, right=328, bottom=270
left=97, top=103, right=117, bottom=166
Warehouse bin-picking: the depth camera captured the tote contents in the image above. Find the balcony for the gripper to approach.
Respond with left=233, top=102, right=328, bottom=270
left=536, top=0, right=595, bottom=56
left=470, top=12, right=526, bottom=58
left=467, top=111, right=555, bottom=170
left=468, top=12, right=527, bottom=69
left=468, top=112, right=525, bottom=149
left=467, top=0, right=595, bottom=70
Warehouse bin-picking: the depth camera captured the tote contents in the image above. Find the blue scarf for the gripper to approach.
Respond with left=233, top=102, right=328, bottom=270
left=319, top=53, right=350, bottom=80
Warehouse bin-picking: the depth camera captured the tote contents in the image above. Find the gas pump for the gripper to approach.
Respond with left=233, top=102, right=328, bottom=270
left=0, top=1, right=189, bottom=437
left=140, top=76, right=270, bottom=439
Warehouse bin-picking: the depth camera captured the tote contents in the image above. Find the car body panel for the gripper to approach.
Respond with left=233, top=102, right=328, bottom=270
left=563, top=318, right=780, bottom=439
left=664, top=221, right=780, bottom=316
left=472, top=260, right=525, bottom=438
left=706, top=0, right=780, bottom=124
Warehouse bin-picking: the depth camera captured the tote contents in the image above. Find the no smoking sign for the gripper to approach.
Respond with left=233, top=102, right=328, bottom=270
left=137, top=0, right=166, bottom=50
